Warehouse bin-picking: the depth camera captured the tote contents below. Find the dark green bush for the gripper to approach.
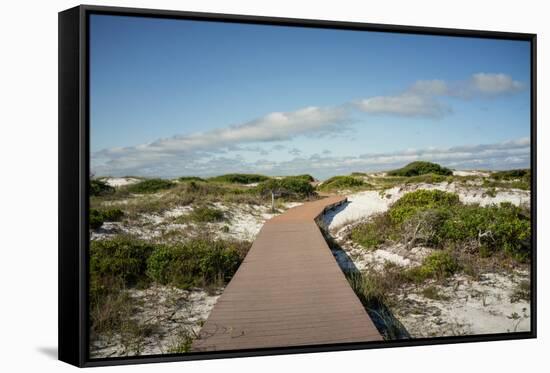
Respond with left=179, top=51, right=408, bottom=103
left=90, top=179, right=114, bottom=196
left=317, top=176, right=367, bottom=192
left=388, top=190, right=460, bottom=224
left=209, top=173, right=270, bottom=184
left=90, top=237, right=156, bottom=287
left=89, top=208, right=124, bottom=229
left=146, top=239, right=248, bottom=289
left=388, top=161, right=452, bottom=177
left=125, top=178, right=174, bottom=194
left=291, top=174, right=315, bottom=182
left=256, top=177, right=314, bottom=198
left=440, top=202, right=531, bottom=260
left=178, top=176, right=206, bottom=182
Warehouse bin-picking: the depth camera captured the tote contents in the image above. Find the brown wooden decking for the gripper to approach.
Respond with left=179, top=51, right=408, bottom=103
left=192, top=196, right=382, bottom=351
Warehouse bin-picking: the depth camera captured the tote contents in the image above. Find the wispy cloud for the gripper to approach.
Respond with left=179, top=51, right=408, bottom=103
left=466, top=73, right=524, bottom=96
left=92, top=72, right=526, bottom=177
left=355, top=73, right=524, bottom=118
left=355, top=94, right=450, bottom=118
left=93, top=105, right=350, bottom=175
left=93, top=137, right=530, bottom=179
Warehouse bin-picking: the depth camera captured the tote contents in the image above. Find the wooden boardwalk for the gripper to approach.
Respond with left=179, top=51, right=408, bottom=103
left=192, top=196, right=382, bottom=351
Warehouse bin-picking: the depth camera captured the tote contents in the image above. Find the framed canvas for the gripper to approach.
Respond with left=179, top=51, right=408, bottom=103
left=58, top=5, right=537, bottom=367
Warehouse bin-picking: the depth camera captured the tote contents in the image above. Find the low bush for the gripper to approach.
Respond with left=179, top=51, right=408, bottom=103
left=388, top=161, right=452, bottom=177
left=89, top=236, right=250, bottom=337
left=405, top=251, right=460, bottom=283
left=350, top=214, right=394, bottom=250
left=317, top=176, right=368, bottom=192
left=90, top=179, right=114, bottom=196
left=388, top=190, right=459, bottom=224
left=125, top=178, right=175, bottom=194
left=351, top=190, right=531, bottom=261
left=440, top=202, right=530, bottom=260
left=182, top=206, right=225, bottom=223
left=178, top=176, right=206, bottom=182
left=291, top=174, right=315, bottom=182
left=256, top=177, right=315, bottom=198
left=404, top=173, right=449, bottom=184
left=89, top=208, right=124, bottom=229
left=90, top=236, right=155, bottom=287
left=209, top=173, right=270, bottom=184
left=146, top=239, right=249, bottom=289
left=492, top=169, right=530, bottom=180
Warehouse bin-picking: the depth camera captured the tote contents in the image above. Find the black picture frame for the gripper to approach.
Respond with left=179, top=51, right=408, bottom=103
left=58, top=4, right=537, bottom=368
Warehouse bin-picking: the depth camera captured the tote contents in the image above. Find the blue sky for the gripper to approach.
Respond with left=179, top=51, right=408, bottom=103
left=90, top=14, right=531, bottom=179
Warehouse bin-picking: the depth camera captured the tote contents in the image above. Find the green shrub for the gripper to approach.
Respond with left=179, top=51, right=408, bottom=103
left=388, top=190, right=460, bottom=224
left=185, top=206, right=225, bottom=223
left=146, top=239, right=248, bottom=289
left=256, top=177, right=314, bottom=198
left=209, top=173, right=270, bottom=184
left=291, top=174, right=315, bottom=182
left=90, top=179, right=114, bottom=196
left=90, top=237, right=156, bottom=287
left=89, top=208, right=124, bottom=229
left=125, top=178, right=175, bottom=194
left=405, top=251, right=460, bottom=282
left=440, top=202, right=531, bottom=260
left=317, top=176, right=368, bottom=192
left=178, top=176, right=206, bottom=182
left=492, top=169, right=530, bottom=180
left=404, top=174, right=449, bottom=184
left=351, top=214, right=394, bottom=250
left=351, top=189, right=531, bottom=262
left=388, top=161, right=452, bottom=177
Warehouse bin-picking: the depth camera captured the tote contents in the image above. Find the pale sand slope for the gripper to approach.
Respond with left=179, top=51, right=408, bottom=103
left=101, top=177, right=141, bottom=187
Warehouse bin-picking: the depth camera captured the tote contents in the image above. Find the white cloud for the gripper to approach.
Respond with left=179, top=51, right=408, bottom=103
left=409, top=79, right=449, bottom=95
left=355, top=94, right=450, bottom=118
left=92, top=105, right=350, bottom=175
left=469, top=73, right=524, bottom=95
left=355, top=73, right=524, bottom=118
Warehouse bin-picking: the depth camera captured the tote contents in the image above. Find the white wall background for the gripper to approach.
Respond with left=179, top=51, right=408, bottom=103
left=0, top=0, right=546, bottom=371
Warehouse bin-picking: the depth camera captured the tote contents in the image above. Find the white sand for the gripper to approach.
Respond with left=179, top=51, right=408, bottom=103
left=101, top=177, right=141, bottom=187
left=396, top=272, right=530, bottom=337
left=453, top=170, right=491, bottom=177
left=90, top=285, right=222, bottom=358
